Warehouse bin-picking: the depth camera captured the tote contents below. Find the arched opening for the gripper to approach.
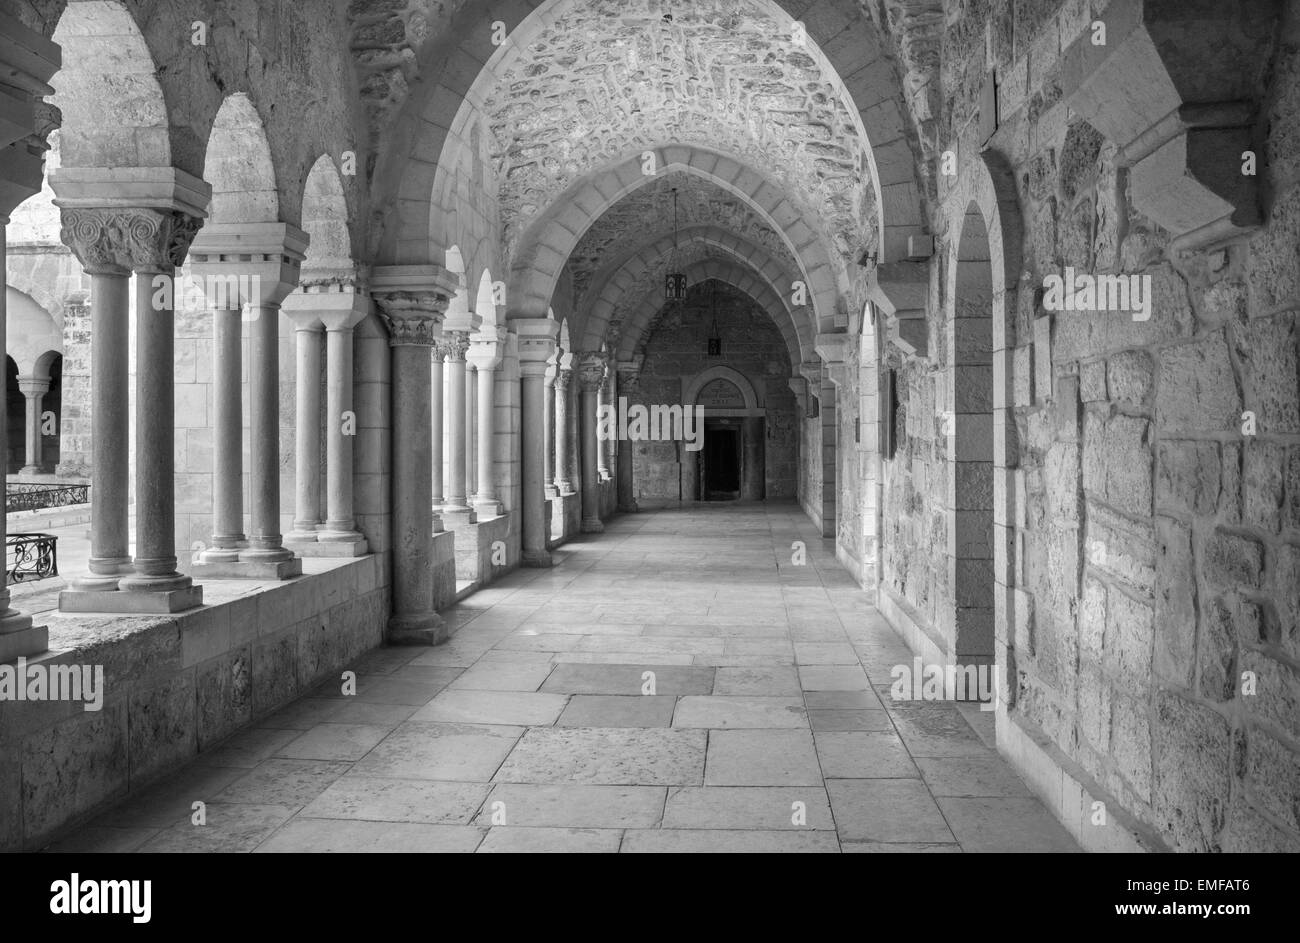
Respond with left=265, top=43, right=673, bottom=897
left=949, top=201, right=996, bottom=673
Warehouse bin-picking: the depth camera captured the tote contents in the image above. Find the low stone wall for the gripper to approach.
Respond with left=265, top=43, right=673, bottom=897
left=0, top=555, right=387, bottom=851
left=452, top=512, right=512, bottom=586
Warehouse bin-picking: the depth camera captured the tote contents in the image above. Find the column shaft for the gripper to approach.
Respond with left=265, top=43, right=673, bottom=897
left=474, top=365, right=497, bottom=511
left=204, top=308, right=244, bottom=560
left=521, top=367, right=552, bottom=563
left=445, top=346, right=468, bottom=508
left=554, top=372, right=572, bottom=492
left=118, top=268, right=191, bottom=594
left=430, top=350, right=445, bottom=505
left=241, top=305, right=295, bottom=566
left=75, top=271, right=132, bottom=589
left=580, top=386, right=603, bottom=532
left=320, top=326, right=362, bottom=541
left=389, top=342, right=445, bottom=641
left=290, top=323, right=323, bottom=539
left=543, top=373, right=556, bottom=495
left=466, top=365, right=476, bottom=502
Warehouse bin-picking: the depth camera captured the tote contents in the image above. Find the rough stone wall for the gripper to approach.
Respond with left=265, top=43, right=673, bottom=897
left=874, top=0, right=1300, bottom=852
left=633, top=282, right=795, bottom=502
left=799, top=398, right=823, bottom=527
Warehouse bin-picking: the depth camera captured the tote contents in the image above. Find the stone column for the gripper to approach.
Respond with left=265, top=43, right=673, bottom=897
left=17, top=376, right=50, bottom=475
left=565, top=365, right=581, bottom=494
left=441, top=332, right=475, bottom=525
left=596, top=367, right=612, bottom=481
left=118, top=225, right=208, bottom=607
left=196, top=299, right=245, bottom=566
left=318, top=301, right=370, bottom=551
left=578, top=352, right=606, bottom=532
left=188, top=222, right=307, bottom=579
left=466, top=361, right=477, bottom=506
left=373, top=264, right=456, bottom=645
left=516, top=320, right=560, bottom=565
left=54, top=170, right=211, bottom=612
left=284, top=312, right=324, bottom=545
left=543, top=348, right=559, bottom=497
left=468, top=325, right=505, bottom=517
left=615, top=362, right=640, bottom=513
left=554, top=357, right=574, bottom=494
left=430, top=344, right=446, bottom=506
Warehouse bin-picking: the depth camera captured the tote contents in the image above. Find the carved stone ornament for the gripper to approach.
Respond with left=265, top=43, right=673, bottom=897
left=59, top=207, right=203, bottom=276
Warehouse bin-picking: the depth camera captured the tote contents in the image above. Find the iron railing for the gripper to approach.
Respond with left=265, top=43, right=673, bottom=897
left=6, top=533, right=58, bottom=583
left=5, top=483, right=90, bottom=514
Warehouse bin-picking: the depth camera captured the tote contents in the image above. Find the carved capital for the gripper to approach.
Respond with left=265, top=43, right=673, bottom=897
left=577, top=352, right=608, bottom=393
left=377, top=312, right=442, bottom=348
left=555, top=367, right=573, bottom=392
left=436, top=331, right=471, bottom=361
left=371, top=264, right=457, bottom=348
left=59, top=207, right=202, bottom=276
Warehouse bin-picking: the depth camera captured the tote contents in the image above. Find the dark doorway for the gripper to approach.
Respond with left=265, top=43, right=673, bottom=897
left=702, top=420, right=740, bottom=500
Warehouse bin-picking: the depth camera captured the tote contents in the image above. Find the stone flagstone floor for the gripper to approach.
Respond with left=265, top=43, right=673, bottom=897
left=47, top=502, right=1079, bottom=853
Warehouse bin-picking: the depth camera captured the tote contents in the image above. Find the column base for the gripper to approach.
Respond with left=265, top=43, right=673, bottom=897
left=388, top=610, right=448, bottom=646
left=0, top=623, right=49, bottom=663
left=19, top=466, right=44, bottom=477
left=522, top=548, right=553, bottom=568
left=472, top=499, right=502, bottom=518
left=440, top=506, right=478, bottom=528
left=191, top=557, right=302, bottom=580
left=544, top=485, right=559, bottom=499
left=285, top=537, right=369, bottom=558
left=581, top=517, right=605, bottom=533
left=0, top=608, right=48, bottom=663
left=69, top=559, right=134, bottom=593
left=59, top=585, right=204, bottom=614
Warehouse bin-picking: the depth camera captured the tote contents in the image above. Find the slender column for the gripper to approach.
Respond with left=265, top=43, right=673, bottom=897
left=430, top=345, right=445, bottom=505
left=517, top=320, right=560, bottom=565
left=604, top=365, right=617, bottom=482
left=468, top=326, right=505, bottom=516
left=197, top=303, right=245, bottom=564
left=18, top=377, right=50, bottom=475
left=286, top=316, right=323, bottom=542
left=578, top=352, right=606, bottom=532
left=466, top=362, right=476, bottom=504
left=188, top=222, right=306, bottom=578
left=317, top=311, right=368, bottom=548
left=566, top=369, right=581, bottom=493
left=117, top=248, right=202, bottom=605
left=443, top=333, right=470, bottom=510
left=554, top=363, right=573, bottom=493
left=596, top=367, right=612, bottom=481
left=543, top=348, right=559, bottom=497
left=74, top=266, right=132, bottom=589
left=374, top=264, right=457, bottom=645
left=616, top=364, right=640, bottom=513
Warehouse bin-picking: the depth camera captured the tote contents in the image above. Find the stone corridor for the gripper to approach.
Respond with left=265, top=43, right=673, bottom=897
left=47, top=504, right=1077, bottom=853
